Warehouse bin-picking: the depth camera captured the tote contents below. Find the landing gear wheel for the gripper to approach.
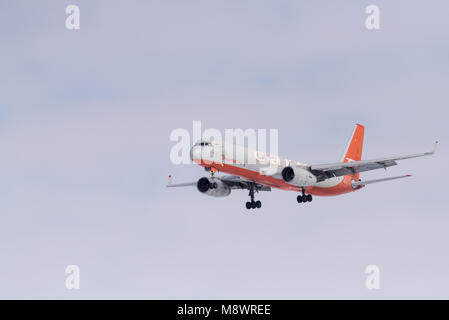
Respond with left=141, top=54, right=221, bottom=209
left=245, top=183, right=261, bottom=210
left=297, top=195, right=303, bottom=203
left=306, top=194, right=312, bottom=202
left=302, top=195, right=308, bottom=202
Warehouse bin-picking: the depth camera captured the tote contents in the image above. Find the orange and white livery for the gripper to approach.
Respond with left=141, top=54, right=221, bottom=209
left=168, top=124, right=437, bottom=209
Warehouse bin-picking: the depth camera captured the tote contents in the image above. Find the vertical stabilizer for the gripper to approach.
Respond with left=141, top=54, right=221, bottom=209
left=340, top=124, right=365, bottom=179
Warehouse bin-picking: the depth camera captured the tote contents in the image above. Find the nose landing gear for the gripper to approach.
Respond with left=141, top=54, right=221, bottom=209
left=205, top=167, right=217, bottom=175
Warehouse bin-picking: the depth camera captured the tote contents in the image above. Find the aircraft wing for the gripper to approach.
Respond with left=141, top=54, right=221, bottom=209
left=167, top=175, right=271, bottom=191
left=166, top=182, right=196, bottom=187
left=310, top=141, right=437, bottom=181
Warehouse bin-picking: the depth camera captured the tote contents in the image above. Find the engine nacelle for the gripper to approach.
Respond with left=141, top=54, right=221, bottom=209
left=281, top=166, right=317, bottom=187
left=197, top=177, right=231, bottom=197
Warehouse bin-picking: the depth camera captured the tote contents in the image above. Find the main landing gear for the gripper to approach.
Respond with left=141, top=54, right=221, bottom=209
left=297, top=187, right=313, bottom=204
left=245, top=183, right=262, bottom=210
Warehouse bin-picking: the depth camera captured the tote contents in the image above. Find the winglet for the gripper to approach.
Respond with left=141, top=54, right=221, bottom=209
left=432, top=140, right=439, bottom=153
left=426, top=140, right=438, bottom=155
left=168, top=175, right=172, bottom=185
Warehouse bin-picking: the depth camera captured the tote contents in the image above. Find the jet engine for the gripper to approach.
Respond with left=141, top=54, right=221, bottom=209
left=281, top=166, right=317, bottom=187
left=197, top=177, right=231, bottom=197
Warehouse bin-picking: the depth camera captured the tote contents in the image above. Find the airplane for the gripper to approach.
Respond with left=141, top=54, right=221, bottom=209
left=167, top=124, right=437, bottom=209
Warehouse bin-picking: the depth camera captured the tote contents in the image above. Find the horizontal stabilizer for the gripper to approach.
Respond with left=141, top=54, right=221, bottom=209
left=352, top=174, right=412, bottom=187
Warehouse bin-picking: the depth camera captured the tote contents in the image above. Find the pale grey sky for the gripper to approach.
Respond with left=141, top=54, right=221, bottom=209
left=0, top=0, right=448, bottom=299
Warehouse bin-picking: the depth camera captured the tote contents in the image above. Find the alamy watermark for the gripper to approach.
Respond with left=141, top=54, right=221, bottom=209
left=65, top=265, right=81, bottom=290
left=65, top=5, right=80, bottom=30
left=365, top=5, right=380, bottom=30
left=365, top=265, right=380, bottom=290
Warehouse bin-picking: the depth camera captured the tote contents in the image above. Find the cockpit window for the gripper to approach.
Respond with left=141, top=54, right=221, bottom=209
left=196, top=141, right=210, bottom=146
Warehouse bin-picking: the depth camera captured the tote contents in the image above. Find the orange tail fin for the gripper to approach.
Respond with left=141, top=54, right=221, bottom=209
left=340, top=124, right=365, bottom=180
